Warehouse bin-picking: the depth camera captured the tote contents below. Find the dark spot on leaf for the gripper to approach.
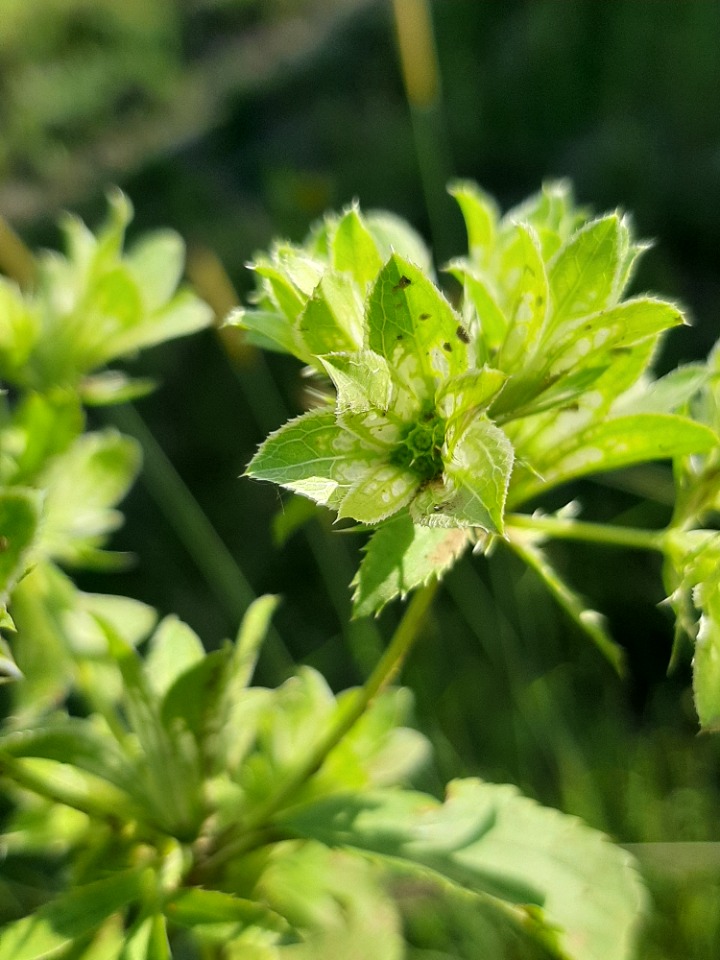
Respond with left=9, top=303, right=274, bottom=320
left=396, top=334, right=404, bottom=340
left=443, top=342, right=452, bottom=352
left=536, top=295, right=544, bottom=307
left=0, top=537, right=7, bottom=552
left=419, top=313, right=431, bottom=320
left=456, top=325, right=470, bottom=344
left=393, top=276, right=412, bottom=291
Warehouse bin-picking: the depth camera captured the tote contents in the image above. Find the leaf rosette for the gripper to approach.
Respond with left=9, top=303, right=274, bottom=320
left=239, top=182, right=717, bottom=619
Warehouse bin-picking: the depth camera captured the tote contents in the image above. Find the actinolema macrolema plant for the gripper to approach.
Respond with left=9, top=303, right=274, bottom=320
left=239, top=180, right=719, bottom=681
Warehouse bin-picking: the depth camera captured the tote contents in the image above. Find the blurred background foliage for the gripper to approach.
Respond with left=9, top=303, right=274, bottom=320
left=2, top=1, right=720, bottom=956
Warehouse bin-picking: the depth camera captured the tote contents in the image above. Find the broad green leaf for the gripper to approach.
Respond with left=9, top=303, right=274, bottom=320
left=330, top=205, right=383, bottom=290
left=397, top=868, right=561, bottom=959
left=319, top=350, right=393, bottom=414
left=547, top=215, right=624, bottom=330
left=508, top=533, right=624, bottom=674
left=37, top=430, right=141, bottom=566
left=337, top=461, right=418, bottom=524
left=615, top=364, right=709, bottom=416
left=125, top=230, right=185, bottom=312
left=297, top=273, right=364, bottom=358
left=144, top=615, right=205, bottom=699
left=257, top=841, right=404, bottom=960
left=278, top=779, right=646, bottom=960
left=0, top=868, right=145, bottom=960
left=166, top=888, right=290, bottom=942
left=352, top=513, right=472, bottom=617
left=365, top=211, right=433, bottom=275
left=367, top=255, right=467, bottom=401
left=0, top=487, right=41, bottom=597
left=449, top=180, right=499, bottom=266
left=228, top=307, right=303, bottom=358
left=108, top=288, right=213, bottom=357
left=541, top=297, right=684, bottom=379
left=495, top=224, right=548, bottom=371
left=412, top=417, right=514, bottom=532
left=245, top=409, right=376, bottom=508
left=510, top=415, right=718, bottom=504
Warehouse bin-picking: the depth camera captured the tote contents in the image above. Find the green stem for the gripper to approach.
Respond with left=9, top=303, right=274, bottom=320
left=197, top=579, right=439, bottom=876
left=506, top=512, right=668, bottom=553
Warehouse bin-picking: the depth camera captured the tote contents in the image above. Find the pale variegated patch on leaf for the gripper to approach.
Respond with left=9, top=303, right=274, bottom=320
left=337, top=463, right=418, bottom=525
left=320, top=351, right=393, bottom=415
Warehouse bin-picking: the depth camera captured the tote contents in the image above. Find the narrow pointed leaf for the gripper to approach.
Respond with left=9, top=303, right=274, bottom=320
left=496, top=224, right=548, bottom=370
left=0, top=488, right=41, bottom=597
left=297, top=273, right=364, bottom=357
left=449, top=180, right=499, bottom=266
left=0, top=868, right=145, bottom=960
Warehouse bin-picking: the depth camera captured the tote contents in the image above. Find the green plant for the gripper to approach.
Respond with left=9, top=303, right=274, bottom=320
left=0, top=181, right=718, bottom=958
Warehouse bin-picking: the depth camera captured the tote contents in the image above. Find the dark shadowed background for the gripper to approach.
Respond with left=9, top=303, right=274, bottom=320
left=2, top=2, right=720, bottom=954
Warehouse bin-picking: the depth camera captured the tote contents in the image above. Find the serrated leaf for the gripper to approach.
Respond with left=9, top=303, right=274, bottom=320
left=338, top=462, right=418, bottom=524
left=352, top=513, right=471, bottom=617
left=0, top=870, right=145, bottom=960
left=510, top=414, right=718, bottom=505
left=547, top=215, right=624, bottom=330
left=320, top=350, right=393, bottom=414
left=495, top=224, right=548, bottom=370
left=449, top=180, right=499, bottom=266
left=330, top=206, right=383, bottom=290
left=297, top=273, right=364, bottom=358
left=278, top=779, right=646, bottom=960
left=541, top=297, right=684, bottom=379
left=246, top=409, right=376, bottom=509
left=367, top=255, right=467, bottom=401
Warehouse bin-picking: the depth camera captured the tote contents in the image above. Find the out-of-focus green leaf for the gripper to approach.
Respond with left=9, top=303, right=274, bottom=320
left=279, top=779, right=646, bottom=960
left=36, top=430, right=141, bottom=566
left=510, top=414, right=718, bottom=505
left=166, top=888, right=290, bottom=943
left=352, top=513, right=471, bottom=617
left=0, top=487, right=41, bottom=598
left=257, top=841, right=404, bottom=960
left=0, top=868, right=145, bottom=960
left=693, top=592, right=720, bottom=732
left=144, top=615, right=204, bottom=699
left=119, top=914, right=171, bottom=960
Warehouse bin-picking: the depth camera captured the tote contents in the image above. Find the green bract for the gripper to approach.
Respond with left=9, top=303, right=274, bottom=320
left=239, top=182, right=717, bottom=619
